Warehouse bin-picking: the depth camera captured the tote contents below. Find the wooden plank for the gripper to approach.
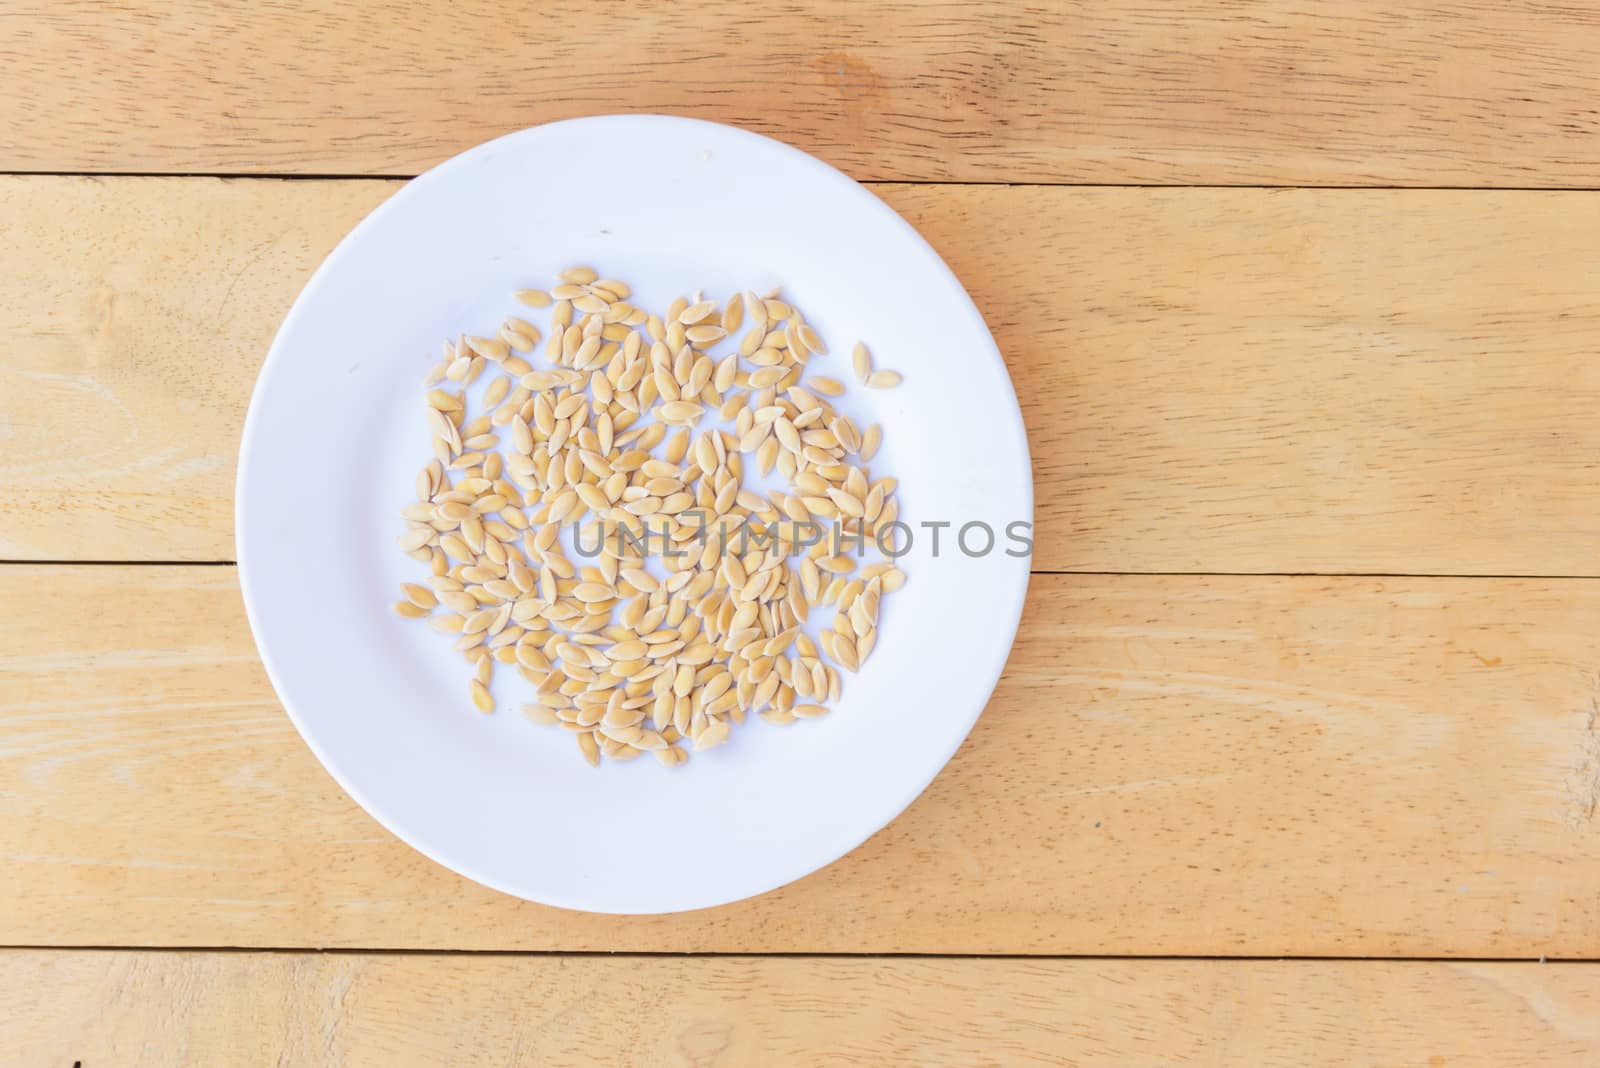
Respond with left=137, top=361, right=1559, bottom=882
left=6, top=3, right=1600, bottom=185
left=5, top=952, right=1598, bottom=1066
left=3, top=565, right=1598, bottom=954
left=7, top=176, right=1600, bottom=573
left=0, top=178, right=390, bottom=562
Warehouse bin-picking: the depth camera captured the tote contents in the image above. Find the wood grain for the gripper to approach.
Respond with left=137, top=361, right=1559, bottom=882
left=5, top=2, right=1600, bottom=185
left=4, top=565, right=1599, bottom=954
left=7, top=177, right=1600, bottom=572
left=5, top=951, right=1598, bottom=1066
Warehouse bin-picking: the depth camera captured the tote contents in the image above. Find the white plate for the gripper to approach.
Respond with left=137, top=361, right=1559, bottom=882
left=237, top=115, right=1031, bottom=914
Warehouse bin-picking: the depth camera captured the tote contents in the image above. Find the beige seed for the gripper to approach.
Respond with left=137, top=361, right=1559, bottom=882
left=573, top=335, right=602, bottom=369
left=826, top=487, right=865, bottom=518
left=678, top=299, right=716, bottom=325
left=465, top=335, right=510, bottom=362
left=735, top=324, right=763, bottom=358
left=559, top=266, right=599, bottom=285
left=693, top=719, right=731, bottom=750
left=748, top=366, right=787, bottom=390
left=482, top=376, right=512, bottom=411
left=401, top=582, right=438, bottom=610
left=685, top=324, right=727, bottom=347
left=633, top=731, right=668, bottom=752
left=860, top=423, right=883, bottom=461
left=397, top=528, right=433, bottom=553
left=773, top=418, right=802, bottom=453
left=756, top=437, right=780, bottom=476
left=851, top=342, right=872, bottom=383
left=721, top=293, right=745, bottom=333
left=798, top=324, right=827, bottom=355
left=866, top=369, right=902, bottom=389
left=657, top=401, right=704, bottom=424
left=782, top=319, right=806, bottom=358
left=425, top=389, right=462, bottom=412
left=522, top=703, right=561, bottom=727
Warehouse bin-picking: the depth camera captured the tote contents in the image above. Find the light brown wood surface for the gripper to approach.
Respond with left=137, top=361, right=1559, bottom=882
left=9, top=176, right=1600, bottom=573
left=4, top=565, right=1598, bottom=955
left=6, top=2, right=1600, bottom=186
left=6, top=951, right=1598, bottom=1066
left=10, top=4, right=1600, bottom=1060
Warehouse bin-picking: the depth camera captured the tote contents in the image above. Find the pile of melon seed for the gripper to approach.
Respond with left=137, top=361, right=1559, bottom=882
left=394, top=267, right=905, bottom=768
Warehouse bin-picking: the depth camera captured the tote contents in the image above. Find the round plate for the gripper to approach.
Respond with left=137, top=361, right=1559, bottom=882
left=237, top=115, right=1031, bottom=914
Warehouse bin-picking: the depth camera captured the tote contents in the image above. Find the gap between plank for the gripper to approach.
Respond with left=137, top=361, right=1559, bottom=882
left=9, top=170, right=1600, bottom=193
left=0, top=945, right=1591, bottom=963
left=5, top=560, right=1600, bottom=581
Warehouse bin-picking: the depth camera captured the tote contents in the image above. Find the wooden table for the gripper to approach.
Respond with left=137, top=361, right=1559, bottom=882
left=5, top=2, right=1600, bottom=1062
